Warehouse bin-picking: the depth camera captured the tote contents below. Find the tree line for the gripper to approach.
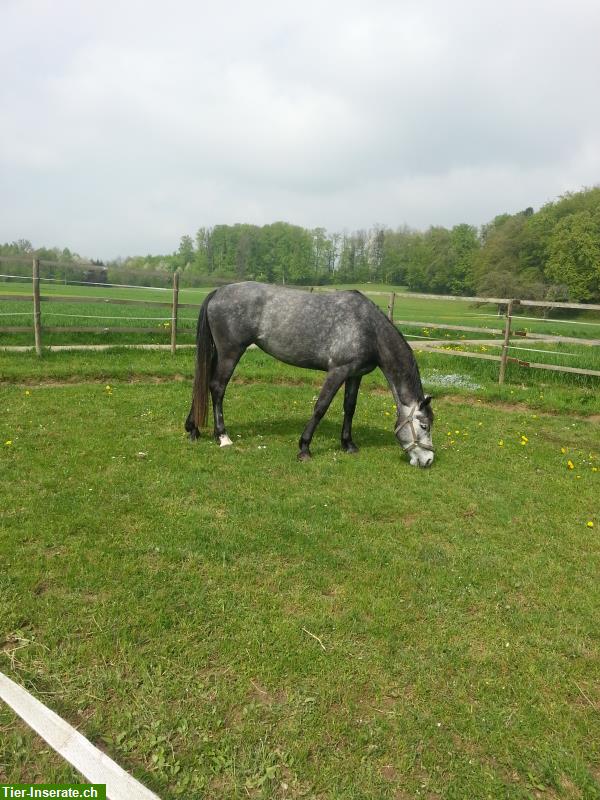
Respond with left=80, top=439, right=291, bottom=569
left=2, top=186, right=599, bottom=301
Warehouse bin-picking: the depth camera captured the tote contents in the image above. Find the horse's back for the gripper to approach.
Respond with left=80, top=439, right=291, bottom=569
left=207, top=282, right=378, bottom=371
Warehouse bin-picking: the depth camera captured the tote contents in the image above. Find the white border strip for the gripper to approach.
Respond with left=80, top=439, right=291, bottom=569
left=0, top=671, right=161, bottom=800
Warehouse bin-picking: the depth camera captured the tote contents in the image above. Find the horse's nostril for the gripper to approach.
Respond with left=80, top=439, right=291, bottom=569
left=425, top=456, right=433, bottom=467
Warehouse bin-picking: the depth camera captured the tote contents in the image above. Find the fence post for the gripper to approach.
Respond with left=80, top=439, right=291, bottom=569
left=171, top=270, right=180, bottom=355
left=498, top=299, right=514, bottom=384
left=32, top=258, right=42, bottom=356
left=387, top=291, right=396, bottom=322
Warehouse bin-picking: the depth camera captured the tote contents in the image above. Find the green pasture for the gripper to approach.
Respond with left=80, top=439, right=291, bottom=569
left=2, top=281, right=600, bottom=350
left=1, top=352, right=599, bottom=798
left=0, top=346, right=598, bottom=426
left=0, top=278, right=210, bottom=305
left=0, top=280, right=208, bottom=347
left=0, top=347, right=598, bottom=415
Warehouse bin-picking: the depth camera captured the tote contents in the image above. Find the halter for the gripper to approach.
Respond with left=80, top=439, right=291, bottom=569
left=394, top=403, right=435, bottom=453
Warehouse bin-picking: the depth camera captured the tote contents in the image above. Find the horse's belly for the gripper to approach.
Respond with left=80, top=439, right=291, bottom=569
left=255, top=338, right=329, bottom=371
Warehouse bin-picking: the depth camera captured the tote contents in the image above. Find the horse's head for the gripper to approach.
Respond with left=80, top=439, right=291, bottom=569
left=395, top=396, right=434, bottom=468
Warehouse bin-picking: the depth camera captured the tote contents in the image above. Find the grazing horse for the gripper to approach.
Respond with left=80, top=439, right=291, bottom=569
left=185, top=282, right=434, bottom=466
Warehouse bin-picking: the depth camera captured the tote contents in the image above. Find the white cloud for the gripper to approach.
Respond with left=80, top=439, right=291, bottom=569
left=1, top=0, right=599, bottom=257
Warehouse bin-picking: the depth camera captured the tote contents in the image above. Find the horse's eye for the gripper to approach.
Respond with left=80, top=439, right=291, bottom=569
left=419, top=423, right=428, bottom=431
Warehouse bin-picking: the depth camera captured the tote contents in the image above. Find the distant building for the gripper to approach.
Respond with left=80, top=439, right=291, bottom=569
left=84, top=264, right=108, bottom=283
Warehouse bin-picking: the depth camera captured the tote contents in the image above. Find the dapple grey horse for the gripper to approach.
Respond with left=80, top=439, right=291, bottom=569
left=185, top=282, right=434, bottom=466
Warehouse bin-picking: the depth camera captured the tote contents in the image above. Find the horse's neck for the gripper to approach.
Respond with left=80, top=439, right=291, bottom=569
left=375, top=318, right=423, bottom=407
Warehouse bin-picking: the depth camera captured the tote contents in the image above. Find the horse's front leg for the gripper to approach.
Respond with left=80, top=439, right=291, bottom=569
left=298, top=367, right=348, bottom=461
left=341, top=376, right=362, bottom=454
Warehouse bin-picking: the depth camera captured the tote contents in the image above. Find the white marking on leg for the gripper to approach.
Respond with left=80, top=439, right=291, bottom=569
left=219, top=434, right=233, bottom=447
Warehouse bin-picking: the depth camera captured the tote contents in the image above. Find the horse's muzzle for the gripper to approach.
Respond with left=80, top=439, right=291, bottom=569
left=409, top=451, right=434, bottom=468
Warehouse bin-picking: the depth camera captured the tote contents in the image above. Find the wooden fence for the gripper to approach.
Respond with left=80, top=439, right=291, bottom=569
left=1, top=257, right=194, bottom=356
left=374, top=290, right=600, bottom=382
left=1, top=256, right=599, bottom=383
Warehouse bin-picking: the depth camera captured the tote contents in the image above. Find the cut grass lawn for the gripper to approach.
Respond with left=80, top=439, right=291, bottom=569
left=1, top=357, right=599, bottom=799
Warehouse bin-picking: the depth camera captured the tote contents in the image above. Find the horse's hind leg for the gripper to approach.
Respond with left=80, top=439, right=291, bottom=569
left=341, top=376, right=362, bottom=454
left=185, top=410, right=199, bottom=440
left=210, top=348, right=245, bottom=446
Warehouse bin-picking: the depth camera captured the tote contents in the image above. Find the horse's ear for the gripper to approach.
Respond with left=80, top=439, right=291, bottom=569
left=419, top=395, right=432, bottom=409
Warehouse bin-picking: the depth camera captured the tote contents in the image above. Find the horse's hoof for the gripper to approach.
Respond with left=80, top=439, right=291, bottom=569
left=218, top=434, right=233, bottom=447
left=188, top=429, right=199, bottom=441
left=343, top=442, right=359, bottom=454
left=297, top=451, right=311, bottom=462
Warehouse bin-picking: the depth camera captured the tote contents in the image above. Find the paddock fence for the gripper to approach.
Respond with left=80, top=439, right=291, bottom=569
left=328, top=288, right=600, bottom=383
left=1, top=255, right=599, bottom=384
left=0, top=255, right=197, bottom=355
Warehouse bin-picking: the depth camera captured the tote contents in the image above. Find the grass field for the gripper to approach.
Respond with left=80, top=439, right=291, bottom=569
left=2, top=280, right=600, bottom=346
left=1, top=279, right=600, bottom=404
left=1, top=348, right=599, bottom=799
left=0, top=279, right=209, bottom=347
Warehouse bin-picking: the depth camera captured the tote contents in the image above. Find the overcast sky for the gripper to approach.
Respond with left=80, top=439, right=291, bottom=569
left=2, top=0, right=599, bottom=260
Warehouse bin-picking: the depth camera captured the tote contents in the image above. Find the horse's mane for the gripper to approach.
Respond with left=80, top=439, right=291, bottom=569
left=359, top=291, right=425, bottom=397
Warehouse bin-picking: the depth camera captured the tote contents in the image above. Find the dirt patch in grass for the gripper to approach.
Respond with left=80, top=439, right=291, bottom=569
left=439, top=393, right=600, bottom=421
left=380, top=764, right=400, bottom=781
left=402, top=513, right=420, bottom=527
left=558, top=775, right=585, bottom=799
left=1, top=374, right=191, bottom=387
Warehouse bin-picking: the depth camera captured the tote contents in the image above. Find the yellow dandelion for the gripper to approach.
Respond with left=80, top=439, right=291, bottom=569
left=25, top=390, right=31, bottom=396
left=4, top=440, right=12, bottom=446
left=498, top=440, right=504, bottom=446
left=567, top=460, right=574, bottom=470
left=592, top=467, right=598, bottom=473
left=561, top=447, right=566, bottom=454
left=587, top=521, right=594, bottom=528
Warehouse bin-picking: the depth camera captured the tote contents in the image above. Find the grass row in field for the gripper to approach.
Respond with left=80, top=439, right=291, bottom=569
left=0, top=278, right=210, bottom=305
left=1, top=347, right=598, bottom=416
left=1, top=380, right=598, bottom=798
left=2, top=280, right=600, bottom=341
left=443, top=339, right=600, bottom=370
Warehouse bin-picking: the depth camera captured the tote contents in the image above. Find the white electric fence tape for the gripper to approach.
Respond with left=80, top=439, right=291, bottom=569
left=0, top=671, right=161, bottom=800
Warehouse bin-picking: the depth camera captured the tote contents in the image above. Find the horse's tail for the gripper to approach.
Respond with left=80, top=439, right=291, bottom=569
left=186, top=289, right=218, bottom=436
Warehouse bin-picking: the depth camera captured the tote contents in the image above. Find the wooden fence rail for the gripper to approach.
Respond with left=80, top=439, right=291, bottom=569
left=340, top=287, right=600, bottom=312
left=1, top=260, right=599, bottom=382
